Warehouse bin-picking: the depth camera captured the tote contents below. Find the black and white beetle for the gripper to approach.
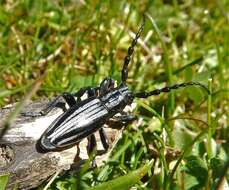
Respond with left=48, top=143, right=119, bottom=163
left=23, top=17, right=209, bottom=154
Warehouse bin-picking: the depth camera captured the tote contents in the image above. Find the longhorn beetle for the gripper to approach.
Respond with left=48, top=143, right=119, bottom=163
left=23, top=17, right=209, bottom=155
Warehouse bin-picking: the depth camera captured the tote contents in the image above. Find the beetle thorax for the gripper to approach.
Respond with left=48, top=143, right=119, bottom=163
left=101, top=86, right=133, bottom=112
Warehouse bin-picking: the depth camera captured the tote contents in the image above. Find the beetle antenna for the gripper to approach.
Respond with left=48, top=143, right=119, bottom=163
left=121, top=16, right=145, bottom=85
left=134, top=82, right=210, bottom=98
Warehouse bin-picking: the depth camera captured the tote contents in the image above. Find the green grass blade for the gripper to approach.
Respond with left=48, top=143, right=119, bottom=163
left=0, top=174, right=10, bottom=190
left=88, top=160, right=153, bottom=190
left=146, top=13, right=174, bottom=116
left=207, top=78, right=213, bottom=159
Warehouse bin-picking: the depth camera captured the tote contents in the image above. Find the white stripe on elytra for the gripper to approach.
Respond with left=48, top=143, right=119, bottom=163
left=60, top=98, right=100, bottom=127
left=57, top=106, right=107, bottom=137
left=55, top=109, right=108, bottom=145
left=48, top=101, right=107, bottom=140
left=48, top=99, right=100, bottom=139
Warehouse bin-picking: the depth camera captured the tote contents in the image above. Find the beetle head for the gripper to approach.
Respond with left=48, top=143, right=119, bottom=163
left=119, top=85, right=134, bottom=105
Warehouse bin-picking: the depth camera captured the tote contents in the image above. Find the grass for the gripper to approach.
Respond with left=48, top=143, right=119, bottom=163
left=0, top=0, right=229, bottom=189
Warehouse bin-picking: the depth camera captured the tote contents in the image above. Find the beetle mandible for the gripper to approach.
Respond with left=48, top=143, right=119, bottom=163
left=23, top=16, right=209, bottom=154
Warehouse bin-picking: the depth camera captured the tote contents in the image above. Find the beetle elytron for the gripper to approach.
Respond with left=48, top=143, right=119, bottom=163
left=23, top=17, right=209, bottom=155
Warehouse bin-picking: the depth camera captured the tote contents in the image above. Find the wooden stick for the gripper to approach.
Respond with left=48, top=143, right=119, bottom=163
left=0, top=100, right=123, bottom=189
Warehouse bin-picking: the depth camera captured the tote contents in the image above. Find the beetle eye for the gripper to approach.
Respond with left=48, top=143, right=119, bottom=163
left=108, top=80, right=115, bottom=89
left=125, top=93, right=134, bottom=104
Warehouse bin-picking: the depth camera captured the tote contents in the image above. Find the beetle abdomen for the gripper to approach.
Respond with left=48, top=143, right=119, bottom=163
left=39, top=98, right=109, bottom=150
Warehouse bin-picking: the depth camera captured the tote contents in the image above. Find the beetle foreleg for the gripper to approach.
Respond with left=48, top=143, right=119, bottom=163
left=73, top=87, right=99, bottom=101
left=107, top=114, right=137, bottom=129
left=99, top=77, right=115, bottom=96
left=113, top=114, right=137, bottom=124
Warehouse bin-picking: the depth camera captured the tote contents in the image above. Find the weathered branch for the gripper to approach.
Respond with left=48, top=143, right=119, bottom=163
left=0, top=100, right=122, bottom=189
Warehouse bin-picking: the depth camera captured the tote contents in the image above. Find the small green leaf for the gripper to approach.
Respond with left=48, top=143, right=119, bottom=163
left=210, top=157, right=225, bottom=180
left=185, top=155, right=208, bottom=186
left=183, top=173, right=199, bottom=190
left=173, top=125, right=195, bottom=150
left=56, top=181, right=68, bottom=190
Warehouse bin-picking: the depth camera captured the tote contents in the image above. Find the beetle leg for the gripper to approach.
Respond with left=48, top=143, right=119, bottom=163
left=73, top=87, right=99, bottom=101
left=99, top=128, right=109, bottom=152
left=87, top=128, right=109, bottom=151
left=21, top=92, right=77, bottom=117
left=99, top=77, right=115, bottom=96
left=41, top=93, right=77, bottom=114
left=113, top=114, right=137, bottom=124
left=87, top=134, right=97, bottom=156
left=107, top=114, right=137, bottom=129
left=21, top=87, right=99, bottom=117
left=86, top=134, right=97, bottom=167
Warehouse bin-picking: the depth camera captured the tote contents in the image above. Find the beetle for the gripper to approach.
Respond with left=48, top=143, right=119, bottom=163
left=22, top=17, right=209, bottom=155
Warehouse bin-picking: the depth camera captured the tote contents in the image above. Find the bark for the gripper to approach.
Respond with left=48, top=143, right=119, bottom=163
left=0, top=100, right=122, bottom=190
